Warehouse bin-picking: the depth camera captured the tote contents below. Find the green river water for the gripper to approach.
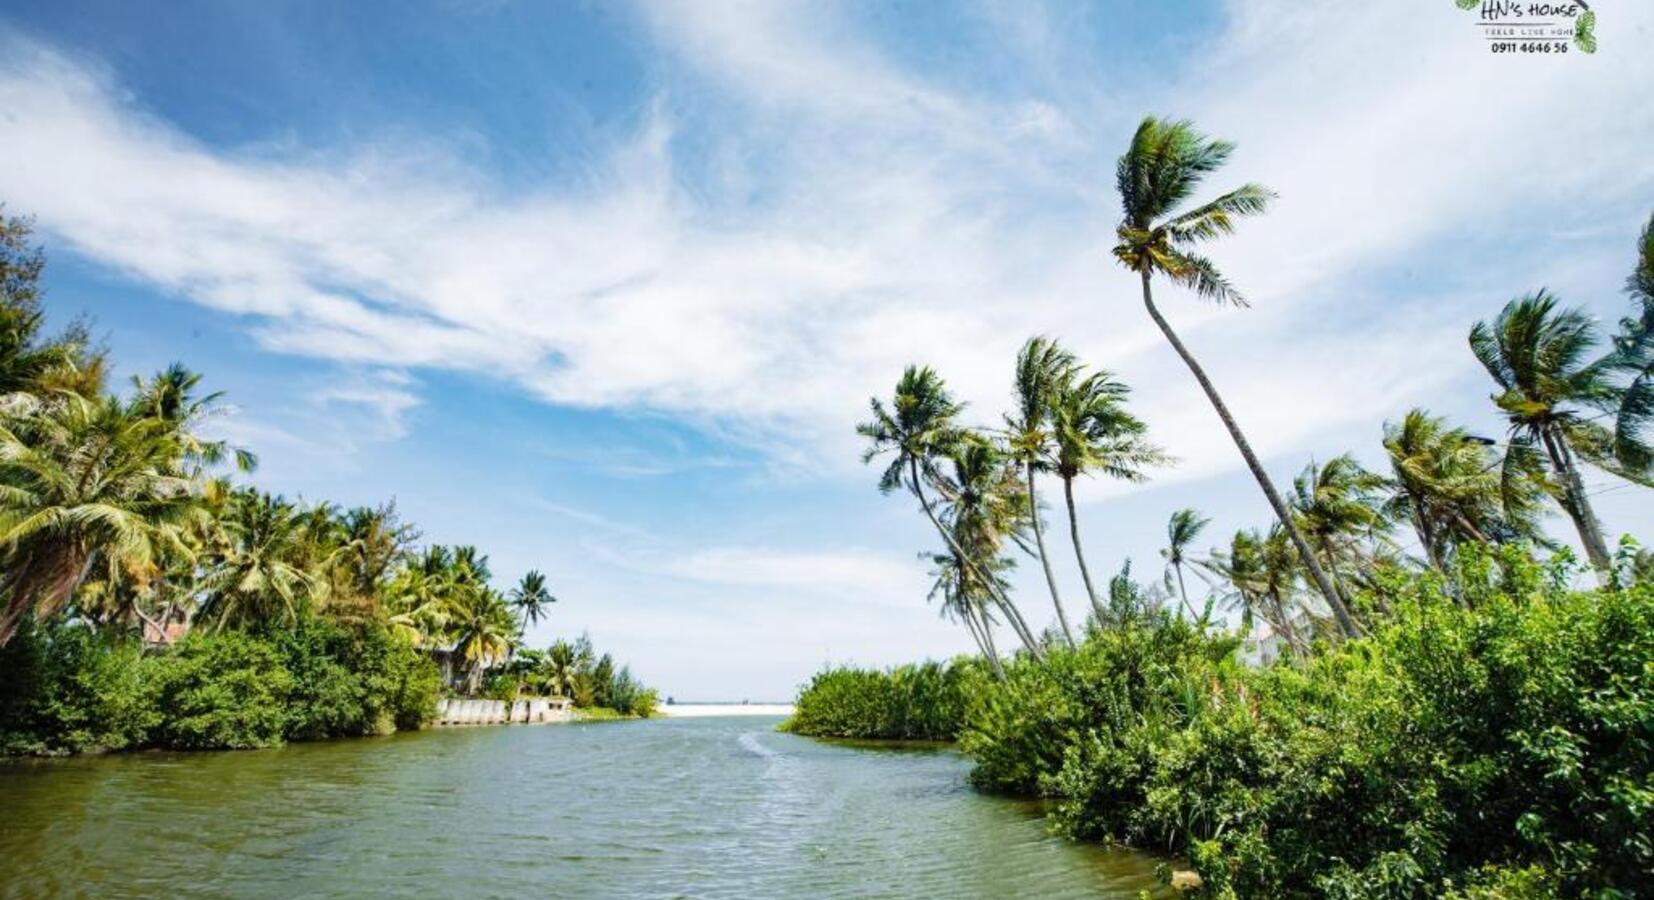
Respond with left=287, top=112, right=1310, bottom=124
left=0, top=715, right=1165, bottom=898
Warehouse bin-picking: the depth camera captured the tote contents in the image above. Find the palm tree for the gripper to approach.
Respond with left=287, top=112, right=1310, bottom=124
left=1203, top=527, right=1308, bottom=656
left=1161, top=508, right=1210, bottom=622
left=128, top=364, right=257, bottom=475
left=1381, top=409, right=1545, bottom=574
left=1607, top=212, right=1654, bottom=475
left=386, top=546, right=455, bottom=646
left=932, top=437, right=1043, bottom=655
left=1049, top=369, right=1168, bottom=623
left=195, top=490, right=322, bottom=631
left=1470, top=291, right=1649, bottom=575
left=1290, top=454, right=1389, bottom=624
left=542, top=639, right=581, bottom=699
left=333, top=502, right=417, bottom=604
left=859, top=367, right=1042, bottom=657
left=450, top=588, right=518, bottom=694
left=1005, top=336, right=1079, bottom=647
left=510, top=569, right=557, bottom=628
left=1112, top=116, right=1357, bottom=638
left=925, top=548, right=1006, bottom=678
left=0, top=394, right=203, bottom=645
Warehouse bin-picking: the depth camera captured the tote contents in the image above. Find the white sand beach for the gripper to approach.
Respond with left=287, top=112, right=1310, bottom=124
left=658, top=704, right=794, bottom=718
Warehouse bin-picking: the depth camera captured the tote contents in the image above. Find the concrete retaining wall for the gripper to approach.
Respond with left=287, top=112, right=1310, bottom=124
left=434, top=696, right=573, bottom=726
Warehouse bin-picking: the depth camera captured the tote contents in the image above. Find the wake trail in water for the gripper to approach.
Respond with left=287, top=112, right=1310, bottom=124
left=737, top=731, right=778, bottom=759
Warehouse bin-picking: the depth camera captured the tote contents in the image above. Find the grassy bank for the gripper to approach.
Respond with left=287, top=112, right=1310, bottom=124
left=790, top=552, right=1653, bottom=898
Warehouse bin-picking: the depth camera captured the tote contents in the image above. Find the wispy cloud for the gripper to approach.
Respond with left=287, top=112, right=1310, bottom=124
left=2, top=2, right=1650, bottom=495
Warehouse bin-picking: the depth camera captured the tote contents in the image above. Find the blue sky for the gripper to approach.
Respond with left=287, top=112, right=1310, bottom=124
left=2, top=1, right=1652, bottom=699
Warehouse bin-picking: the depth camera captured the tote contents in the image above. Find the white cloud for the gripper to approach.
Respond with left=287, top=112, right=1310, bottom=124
left=2, top=1, right=1651, bottom=497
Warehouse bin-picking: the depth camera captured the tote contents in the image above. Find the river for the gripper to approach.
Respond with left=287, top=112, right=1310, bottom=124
left=0, top=716, right=1165, bottom=898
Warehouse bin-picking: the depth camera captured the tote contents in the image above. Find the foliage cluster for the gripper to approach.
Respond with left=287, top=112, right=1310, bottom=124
left=0, top=615, right=439, bottom=753
left=960, top=550, right=1652, bottom=898
left=782, top=658, right=980, bottom=740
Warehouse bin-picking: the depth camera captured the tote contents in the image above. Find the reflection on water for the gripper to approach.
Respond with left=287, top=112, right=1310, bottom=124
left=0, top=717, right=1166, bottom=898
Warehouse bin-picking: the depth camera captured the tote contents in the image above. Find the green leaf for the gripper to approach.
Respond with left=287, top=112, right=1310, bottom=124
left=1574, top=10, right=1597, bottom=54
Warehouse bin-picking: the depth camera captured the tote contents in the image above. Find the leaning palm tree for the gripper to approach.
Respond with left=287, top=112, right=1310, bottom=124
left=1470, top=291, right=1650, bottom=575
left=0, top=393, right=204, bottom=645
left=1161, top=508, right=1210, bottom=622
left=1049, top=369, right=1168, bottom=623
left=1290, top=454, right=1389, bottom=624
left=932, top=436, right=1044, bottom=654
left=509, top=569, right=557, bottom=628
left=1382, top=409, right=1546, bottom=575
left=925, top=547, right=1006, bottom=679
left=1005, top=336, right=1079, bottom=646
left=1112, top=116, right=1357, bottom=638
left=858, top=367, right=1042, bottom=657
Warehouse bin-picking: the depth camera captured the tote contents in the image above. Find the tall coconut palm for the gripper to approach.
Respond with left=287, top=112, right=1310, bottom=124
left=1290, top=454, right=1389, bottom=624
left=1049, top=370, right=1168, bottom=623
left=1161, top=508, right=1210, bottom=622
left=1112, top=116, right=1357, bottom=638
left=1470, top=291, right=1649, bottom=575
left=195, top=490, right=322, bottom=631
left=0, top=394, right=203, bottom=645
left=510, top=569, right=557, bottom=628
left=1005, top=336, right=1079, bottom=647
left=859, top=367, right=1042, bottom=657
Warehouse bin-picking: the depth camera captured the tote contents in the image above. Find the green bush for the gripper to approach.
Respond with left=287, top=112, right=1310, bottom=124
left=0, top=620, right=159, bottom=754
left=1, top=615, right=440, bottom=755
left=148, top=631, right=294, bottom=750
left=278, top=619, right=439, bottom=738
left=784, top=658, right=978, bottom=740
left=950, top=551, right=1652, bottom=898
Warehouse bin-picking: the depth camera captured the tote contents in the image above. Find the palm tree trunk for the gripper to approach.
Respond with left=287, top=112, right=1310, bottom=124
left=910, top=459, right=1045, bottom=658
left=1173, top=563, right=1200, bottom=623
left=1026, top=463, right=1076, bottom=647
left=1138, top=271, right=1360, bottom=638
left=966, top=603, right=1006, bottom=679
left=1061, top=475, right=1106, bottom=626
left=1540, top=427, right=1612, bottom=576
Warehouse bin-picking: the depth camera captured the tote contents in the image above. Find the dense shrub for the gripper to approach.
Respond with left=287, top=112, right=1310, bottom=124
left=277, top=618, right=438, bottom=738
left=148, top=631, right=294, bottom=750
left=783, top=659, right=978, bottom=740
left=0, top=616, right=440, bottom=754
left=0, top=620, right=159, bottom=754
left=962, top=619, right=1239, bottom=795
left=956, top=552, right=1653, bottom=898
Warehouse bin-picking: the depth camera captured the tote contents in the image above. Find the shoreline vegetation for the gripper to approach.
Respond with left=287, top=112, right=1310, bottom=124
left=0, top=209, right=657, bottom=756
left=789, top=117, right=1654, bottom=898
